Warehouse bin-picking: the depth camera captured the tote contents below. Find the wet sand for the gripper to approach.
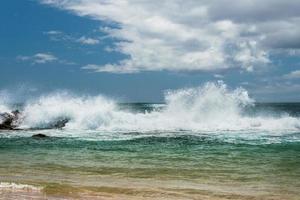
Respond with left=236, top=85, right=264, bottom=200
left=1, top=181, right=298, bottom=200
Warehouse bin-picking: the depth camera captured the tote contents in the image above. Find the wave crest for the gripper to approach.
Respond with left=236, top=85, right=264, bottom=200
left=1, top=82, right=300, bottom=132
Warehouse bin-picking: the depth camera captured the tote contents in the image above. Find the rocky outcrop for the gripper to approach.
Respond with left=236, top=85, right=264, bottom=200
left=0, top=110, right=69, bottom=130
left=0, top=110, right=20, bottom=130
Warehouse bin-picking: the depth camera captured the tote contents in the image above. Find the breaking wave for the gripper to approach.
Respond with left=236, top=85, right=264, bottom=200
left=0, top=82, right=300, bottom=132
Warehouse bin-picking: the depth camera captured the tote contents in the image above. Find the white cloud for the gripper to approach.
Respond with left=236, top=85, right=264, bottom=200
left=82, top=64, right=101, bottom=70
left=44, top=30, right=73, bottom=42
left=284, top=70, right=300, bottom=79
left=40, top=0, right=300, bottom=73
left=44, top=30, right=100, bottom=45
left=17, top=52, right=76, bottom=66
left=77, top=36, right=100, bottom=45
left=33, top=53, right=57, bottom=63
left=44, top=30, right=63, bottom=35
left=17, top=53, right=57, bottom=64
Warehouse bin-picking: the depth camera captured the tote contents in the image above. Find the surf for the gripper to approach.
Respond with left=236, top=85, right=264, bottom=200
left=0, top=82, right=300, bottom=132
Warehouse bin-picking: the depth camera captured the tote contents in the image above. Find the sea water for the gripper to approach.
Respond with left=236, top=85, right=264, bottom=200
left=0, top=82, right=299, bottom=199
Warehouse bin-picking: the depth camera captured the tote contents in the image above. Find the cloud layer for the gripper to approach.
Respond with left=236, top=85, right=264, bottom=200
left=40, top=0, right=300, bottom=73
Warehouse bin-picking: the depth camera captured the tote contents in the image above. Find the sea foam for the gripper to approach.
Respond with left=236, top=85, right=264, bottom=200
left=0, top=182, right=42, bottom=191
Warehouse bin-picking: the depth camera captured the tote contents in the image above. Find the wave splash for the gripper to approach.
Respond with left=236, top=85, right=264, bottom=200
left=0, top=82, right=300, bottom=132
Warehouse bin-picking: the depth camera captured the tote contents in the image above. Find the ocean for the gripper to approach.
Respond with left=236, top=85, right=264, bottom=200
left=0, top=82, right=299, bottom=199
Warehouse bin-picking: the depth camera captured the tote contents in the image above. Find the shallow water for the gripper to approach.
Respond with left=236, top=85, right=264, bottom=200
left=0, top=84, right=300, bottom=199
left=0, top=131, right=299, bottom=199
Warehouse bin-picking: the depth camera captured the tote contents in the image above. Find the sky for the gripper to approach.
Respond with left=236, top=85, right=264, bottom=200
left=0, top=0, right=300, bottom=102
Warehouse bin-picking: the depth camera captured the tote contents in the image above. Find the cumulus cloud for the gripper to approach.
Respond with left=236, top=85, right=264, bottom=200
left=40, top=0, right=300, bottom=73
left=17, top=53, right=57, bottom=64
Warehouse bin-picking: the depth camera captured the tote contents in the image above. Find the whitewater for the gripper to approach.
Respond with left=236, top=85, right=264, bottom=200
left=1, top=82, right=300, bottom=134
left=1, top=82, right=300, bottom=200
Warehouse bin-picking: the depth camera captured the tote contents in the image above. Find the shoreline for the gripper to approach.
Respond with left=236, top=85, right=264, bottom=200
left=0, top=180, right=297, bottom=200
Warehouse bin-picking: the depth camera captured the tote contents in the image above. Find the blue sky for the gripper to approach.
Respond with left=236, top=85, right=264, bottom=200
left=1, top=0, right=300, bottom=102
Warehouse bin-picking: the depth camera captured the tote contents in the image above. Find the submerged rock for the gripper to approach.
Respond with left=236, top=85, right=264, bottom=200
left=32, top=133, right=49, bottom=138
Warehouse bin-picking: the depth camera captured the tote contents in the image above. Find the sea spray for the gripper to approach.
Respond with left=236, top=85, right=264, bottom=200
left=0, top=82, right=300, bottom=132
left=0, top=91, right=12, bottom=114
left=19, top=92, right=117, bottom=129
left=163, top=82, right=253, bottom=129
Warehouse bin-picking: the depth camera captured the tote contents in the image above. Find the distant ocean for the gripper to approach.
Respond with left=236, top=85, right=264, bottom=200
left=0, top=82, right=299, bottom=199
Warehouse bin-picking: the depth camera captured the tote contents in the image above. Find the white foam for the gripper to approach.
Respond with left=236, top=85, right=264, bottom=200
left=0, top=182, right=42, bottom=191
left=1, top=82, right=300, bottom=132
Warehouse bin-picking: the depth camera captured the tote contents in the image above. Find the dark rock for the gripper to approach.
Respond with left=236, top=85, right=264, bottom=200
left=49, top=118, right=69, bottom=129
left=0, top=110, right=69, bottom=130
left=32, top=133, right=49, bottom=138
left=27, top=118, right=69, bottom=130
left=11, top=110, right=20, bottom=119
left=0, top=110, right=20, bottom=130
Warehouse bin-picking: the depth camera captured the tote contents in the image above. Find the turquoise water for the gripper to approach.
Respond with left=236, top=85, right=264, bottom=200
left=1, top=85, right=300, bottom=199
left=0, top=131, right=300, bottom=199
